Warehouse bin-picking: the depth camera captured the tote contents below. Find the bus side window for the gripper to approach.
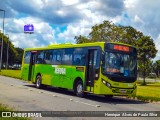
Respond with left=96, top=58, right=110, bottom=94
left=51, top=49, right=62, bottom=65
left=44, top=50, right=52, bottom=64
left=36, top=51, right=44, bottom=64
left=73, top=48, right=86, bottom=66
left=62, top=48, right=73, bottom=65
left=24, top=51, right=31, bottom=64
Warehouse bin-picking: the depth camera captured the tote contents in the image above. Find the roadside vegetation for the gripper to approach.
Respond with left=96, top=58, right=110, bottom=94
left=0, top=103, right=30, bottom=120
left=0, top=70, right=21, bottom=79
left=135, top=81, right=160, bottom=102
left=0, top=70, right=160, bottom=102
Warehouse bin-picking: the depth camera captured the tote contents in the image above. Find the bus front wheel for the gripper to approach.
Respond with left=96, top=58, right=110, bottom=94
left=74, top=81, right=84, bottom=97
left=36, top=75, right=42, bottom=89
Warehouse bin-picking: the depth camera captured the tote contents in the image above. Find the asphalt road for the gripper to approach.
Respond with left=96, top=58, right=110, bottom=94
left=0, top=75, right=160, bottom=120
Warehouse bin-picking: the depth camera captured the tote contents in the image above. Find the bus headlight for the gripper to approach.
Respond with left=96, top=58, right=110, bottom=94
left=106, top=82, right=111, bottom=88
left=102, top=79, right=111, bottom=88
left=102, top=80, right=106, bottom=84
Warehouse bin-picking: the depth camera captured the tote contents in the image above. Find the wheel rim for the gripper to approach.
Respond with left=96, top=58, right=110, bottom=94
left=77, top=84, right=82, bottom=93
left=36, top=78, right=40, bottom=87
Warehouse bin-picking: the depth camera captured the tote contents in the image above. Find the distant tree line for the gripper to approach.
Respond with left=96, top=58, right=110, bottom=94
left=75, top=20, right=158, bottom=85
left=0, top=33, right=24, bottom=69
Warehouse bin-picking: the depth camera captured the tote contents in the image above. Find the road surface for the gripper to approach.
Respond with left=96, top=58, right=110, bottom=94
left=0, top=75, right=160, bottom=120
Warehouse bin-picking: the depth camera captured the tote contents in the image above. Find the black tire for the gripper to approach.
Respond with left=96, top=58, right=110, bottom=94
left=104, top=95, right=113, bottom=99
left=74, top=81, right=84, bottom=97
left=36, top=75, right=42, bottom=89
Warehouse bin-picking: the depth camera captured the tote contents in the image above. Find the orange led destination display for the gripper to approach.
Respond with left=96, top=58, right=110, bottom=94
left=113, top=45, right=130, bottom=52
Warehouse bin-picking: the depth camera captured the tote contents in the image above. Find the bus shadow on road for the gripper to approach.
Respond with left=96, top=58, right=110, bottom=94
left=24, top=84, right=148, bottom=105
left=83, top=94, right=148, bottom=104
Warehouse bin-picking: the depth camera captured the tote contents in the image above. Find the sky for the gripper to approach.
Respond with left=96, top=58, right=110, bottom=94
left=0, top=0, right=160, bottom=61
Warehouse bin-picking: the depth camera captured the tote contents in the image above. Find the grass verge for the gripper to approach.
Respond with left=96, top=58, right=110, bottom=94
left=0, top=70, right=21, bottom=79
left=0, top=103, right=30, bottom=120
left=135, top=82, right=160, bottom=102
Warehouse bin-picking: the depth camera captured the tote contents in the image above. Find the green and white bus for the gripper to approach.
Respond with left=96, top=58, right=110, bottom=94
left=21, top=42, right=137, bottom=98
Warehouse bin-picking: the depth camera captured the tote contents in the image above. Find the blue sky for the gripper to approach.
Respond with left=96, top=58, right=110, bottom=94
left=0, top=0, right=160, bottom=60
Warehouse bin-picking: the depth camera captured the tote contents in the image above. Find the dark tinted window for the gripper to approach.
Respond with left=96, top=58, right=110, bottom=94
left=73, top=48, right=86, bottom=66
left=62, top=48, right=73, bottom=65
left=51, top=49, right=62, bottom=65
left=36, top=51, right=44, bottom=64
left=44, top=50, right=53, bottom=64
left=24, top=51, right=31, bottom=64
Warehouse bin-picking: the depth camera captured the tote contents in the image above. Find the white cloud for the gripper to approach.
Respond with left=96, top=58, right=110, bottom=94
left=57, top=5, right=108, bottom=43
left=124, top=0, right=160, bottom=60
left=124, top=0, right=160, bottom=38
left=0, top=0, right=160, bottom=60
left=134, top=15, right=144, bottom=24
left=5, top=17, right=55, bottom=48
left=124, top=0, right=137, bottom=8
left=61, top=0, right=79, bottom=5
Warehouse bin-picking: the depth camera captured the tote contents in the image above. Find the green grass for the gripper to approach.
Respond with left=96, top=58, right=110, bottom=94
left=0, top=103, right=30, bottom=120
left=0, top=70, right=21, bottom=79
left=136, top=82, right=160, bottom=101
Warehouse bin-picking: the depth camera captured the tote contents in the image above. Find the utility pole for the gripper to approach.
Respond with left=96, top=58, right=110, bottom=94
left=6, top=34, right=9, bottom=69
left=0, top=9, right=5, bottom=71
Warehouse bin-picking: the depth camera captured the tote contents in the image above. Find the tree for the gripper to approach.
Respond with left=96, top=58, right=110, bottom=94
left=75, top=35, right=90, bottom=44
left=15, top=47, right=24, bottom=64
left=153, top=60, right=160, bottom=77
left=119, top=26, right=143, bottom=45
left=134, top=36, right=157, bottom=85
left=75, top=21, right=143, bottom=45
left=0, top=33, right=23, bottom=69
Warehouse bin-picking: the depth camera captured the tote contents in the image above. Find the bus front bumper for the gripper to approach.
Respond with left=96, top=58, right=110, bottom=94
left=99, top=79, right=137, bottom=96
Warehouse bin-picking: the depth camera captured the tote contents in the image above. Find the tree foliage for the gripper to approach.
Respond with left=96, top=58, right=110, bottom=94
left=136, top=36, right=157, bottom=85
left=0, top=33, right=24, bottom=68
left=75, top=20, right=157, bottom=85
left=153, top=60, right=160, bottom=77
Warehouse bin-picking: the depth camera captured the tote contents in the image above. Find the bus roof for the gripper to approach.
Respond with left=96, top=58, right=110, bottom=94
left=24, top=42, right=135, bottom=51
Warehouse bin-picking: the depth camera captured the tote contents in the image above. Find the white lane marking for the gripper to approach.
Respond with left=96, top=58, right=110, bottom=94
left=74, top=100, right=100, bottom=107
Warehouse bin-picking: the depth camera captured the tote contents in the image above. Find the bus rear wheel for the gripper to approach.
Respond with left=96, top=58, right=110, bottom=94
left=36, top=75, right=42, bottom=89
left=74, top=81, right=84, bottom=97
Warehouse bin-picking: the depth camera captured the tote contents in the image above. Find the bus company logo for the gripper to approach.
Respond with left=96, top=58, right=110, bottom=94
left=24, top=24, right=34, bottom=34
left=2, top=112, right=11, bottom=117
left=55, top=68, right=66, bottom=75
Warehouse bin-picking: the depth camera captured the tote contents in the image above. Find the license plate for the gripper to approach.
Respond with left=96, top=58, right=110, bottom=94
left=120, top=90, right=126, bottom=93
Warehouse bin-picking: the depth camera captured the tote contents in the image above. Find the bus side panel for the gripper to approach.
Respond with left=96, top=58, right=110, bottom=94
left=50, top=65, right=63, bottom=87
left=21, top=64, right=29, bottom=80
left=60, top=65, right=85, bottom=90
left=32, top=64, right=51, bottom=85
left=33, top=64, right=53, bottom=86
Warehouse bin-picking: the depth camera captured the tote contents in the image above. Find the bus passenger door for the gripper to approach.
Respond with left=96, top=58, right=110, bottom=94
left=86, top=49, right=98, bottom=92
left=28, top=51, right=36, bottom=81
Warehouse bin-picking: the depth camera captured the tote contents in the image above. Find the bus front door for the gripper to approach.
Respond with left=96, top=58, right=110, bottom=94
left=86, top=49, right=98, bottom=92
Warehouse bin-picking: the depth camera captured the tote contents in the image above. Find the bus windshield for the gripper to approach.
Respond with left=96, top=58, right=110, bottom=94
left=103, top=52, right=137, bottom=77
